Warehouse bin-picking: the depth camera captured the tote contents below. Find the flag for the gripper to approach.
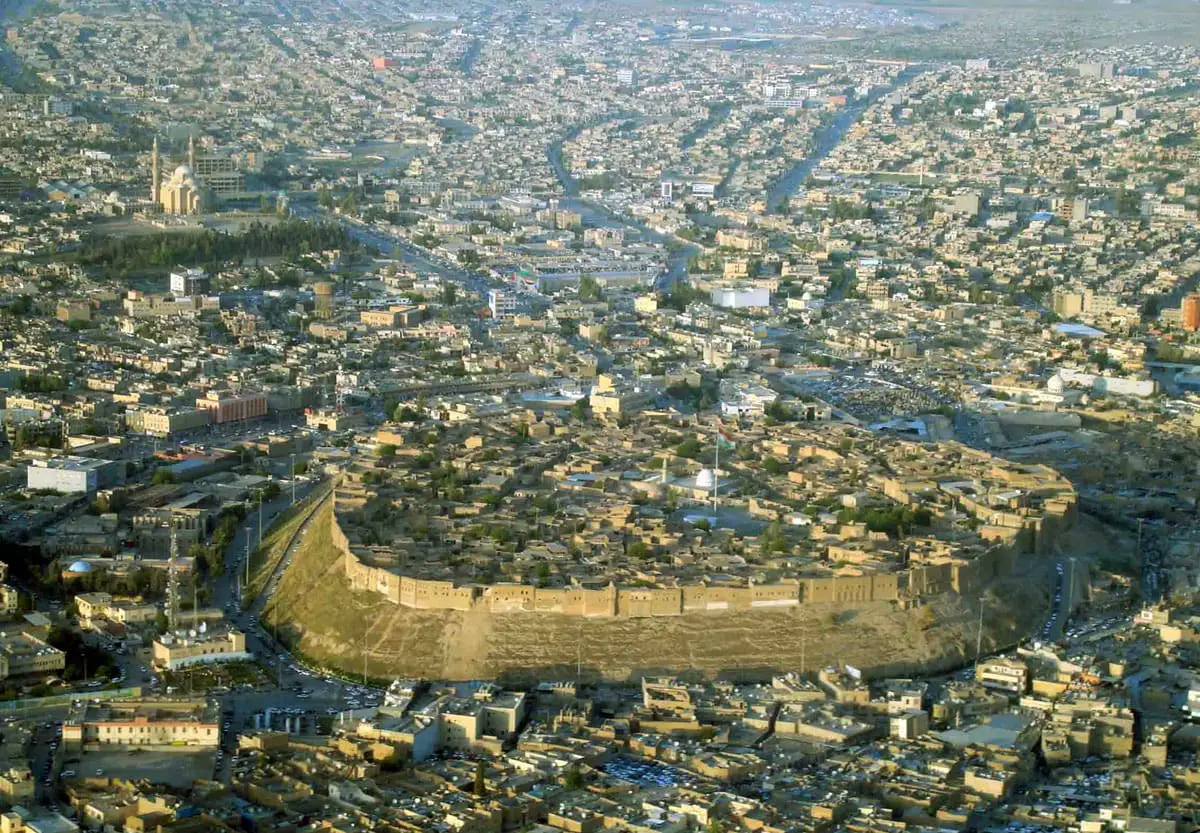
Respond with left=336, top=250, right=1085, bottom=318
left=717, top=427, right=735, bottom=449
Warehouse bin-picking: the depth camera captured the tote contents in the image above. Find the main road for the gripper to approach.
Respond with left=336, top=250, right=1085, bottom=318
left=289, top=196, right=509, bottom=303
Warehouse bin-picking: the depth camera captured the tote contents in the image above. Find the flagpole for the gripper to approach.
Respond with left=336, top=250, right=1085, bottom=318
left=713, top=424, right=719, bottom=512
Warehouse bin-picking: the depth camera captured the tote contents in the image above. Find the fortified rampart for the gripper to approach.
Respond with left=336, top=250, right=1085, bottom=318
left=331, top=476, right=1075, bottom=618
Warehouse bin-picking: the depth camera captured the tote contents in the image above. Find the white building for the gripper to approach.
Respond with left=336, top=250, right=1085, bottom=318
left=719, top=380, right=778, bottom=418
left=488, top=289, right=517, bottom=319
left=26, top=457, right=113, bottom=494
left=890, top=709, right=930, bottom=739
left=169, top=266, right=209, bottom=298
left=711, top=286, right=770, bottom=309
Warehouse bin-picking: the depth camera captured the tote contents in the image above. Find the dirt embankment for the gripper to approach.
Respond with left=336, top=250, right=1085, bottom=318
left=264, top=502, right=1052, bottom=684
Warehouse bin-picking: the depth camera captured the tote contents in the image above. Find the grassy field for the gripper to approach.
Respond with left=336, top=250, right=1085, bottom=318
left=243, top=482, right=333, bottom=604
left=263, top=504, right=1052, bottom=684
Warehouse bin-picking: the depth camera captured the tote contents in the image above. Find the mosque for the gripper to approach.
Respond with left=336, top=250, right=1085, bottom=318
left=150, top=135, right=207, bottom=215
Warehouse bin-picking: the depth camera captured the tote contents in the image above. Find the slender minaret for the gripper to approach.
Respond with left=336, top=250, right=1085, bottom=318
left=187, top=134, right=196, bottom=171
left=167, top=523, right=180, bottom=632
left=150, top=136, right=160, bottom=204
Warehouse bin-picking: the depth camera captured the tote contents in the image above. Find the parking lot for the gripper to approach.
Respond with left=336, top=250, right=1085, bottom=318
left=788, top=365, right=956, bottom=425
left=74, top=748, right=217, bottom=789
left=600, top=755, right=699, bottom=789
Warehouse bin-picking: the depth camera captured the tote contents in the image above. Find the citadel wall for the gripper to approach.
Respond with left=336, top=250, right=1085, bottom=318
left=333, top=489, right=1053, bottom=619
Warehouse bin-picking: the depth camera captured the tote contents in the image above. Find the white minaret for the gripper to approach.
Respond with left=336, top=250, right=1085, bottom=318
left=187, top=134, right=196, bottom=171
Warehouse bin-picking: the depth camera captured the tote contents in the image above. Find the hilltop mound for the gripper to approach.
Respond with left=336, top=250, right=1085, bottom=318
left=261, top=502, right=1051, bottom=683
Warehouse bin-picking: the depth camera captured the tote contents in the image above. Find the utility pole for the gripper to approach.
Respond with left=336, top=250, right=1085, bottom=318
left=975, top=599, right=985, bottom=665
left=245, top=532, right=251, bottom=587
left=290, top=453, right=297, bottom=505
left=1067, top=556, right=1076, bottom=623
left=258, top=496, right=263, bottom=545
left=712, top=425, right=719, bottom=512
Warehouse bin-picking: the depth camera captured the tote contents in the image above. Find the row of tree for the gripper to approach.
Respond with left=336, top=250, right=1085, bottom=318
left=77, top=220, right=355, bottom=273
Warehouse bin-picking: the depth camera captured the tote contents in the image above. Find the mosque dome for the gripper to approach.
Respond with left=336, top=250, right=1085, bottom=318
left=695, top=468, right=715, bottom=489
left=66, top=560, right=93, bottom=573
left=172, top=164, right=195, bottom=181
left=1047, top=374, right=1065, bottom=394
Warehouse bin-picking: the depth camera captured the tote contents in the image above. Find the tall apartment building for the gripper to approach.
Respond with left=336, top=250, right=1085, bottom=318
left=169, top=266, right=210, bottom=298
left=1182, top=293, right=1200, bottom=332
left=313, top=282, right=336, bottom=319
left=1052, top=290, right=1084, bottom=319
left=195, top=390, right=268, bottom=425
left=488, top=289, right=516, bottom=319
left=1078, top=61, right=1116, bottom=80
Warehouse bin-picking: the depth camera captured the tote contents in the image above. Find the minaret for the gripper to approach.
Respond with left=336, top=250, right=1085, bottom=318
left=150, top=136, right=160, bottom=205
left=167, top=523, right=180, bottom=632
left=187, top=134, right=195, bottom=171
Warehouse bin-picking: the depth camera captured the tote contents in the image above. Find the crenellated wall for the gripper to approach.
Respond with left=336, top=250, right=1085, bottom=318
left=332, top=501, right=1056, bottom=621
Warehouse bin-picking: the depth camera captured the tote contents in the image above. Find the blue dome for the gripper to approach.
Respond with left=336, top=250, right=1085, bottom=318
left=67, top=560, right=93, bottom=573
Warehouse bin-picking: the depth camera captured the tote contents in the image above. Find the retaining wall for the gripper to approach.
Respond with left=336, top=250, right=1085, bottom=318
left=333, top=487, right=1062, bottom=619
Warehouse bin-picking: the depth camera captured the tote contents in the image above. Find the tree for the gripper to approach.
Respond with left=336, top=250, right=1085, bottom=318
left=627, top=541, right=650, bottom=559
left=763, top=456, right=785, bottom=476
left=474, top=760, right=487, bottom=796
left=394, top=404, right=422, bottom=423
left=578, top=275, right=603, bottom=301
left=1115, top=187, right=1142, bottom=218
left=563, top=763, right=584, bottom=789
left=376, top=444, right=397, bottom=458
left=440, top=282, right=458, bottom=307
left=151, top=469, right=176, bottom=485
left=765, top=401, right=795, bottom=423
left=760, top=522, right=789, bottom=553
